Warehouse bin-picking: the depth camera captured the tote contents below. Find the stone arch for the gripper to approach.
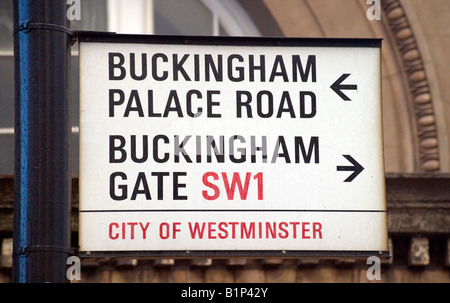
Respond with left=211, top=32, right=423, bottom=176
left=380, top=0, right=440, bottom=172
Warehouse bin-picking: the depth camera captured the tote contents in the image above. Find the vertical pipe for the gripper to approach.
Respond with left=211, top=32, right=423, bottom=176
left=13, top=1, right=72, bottom=282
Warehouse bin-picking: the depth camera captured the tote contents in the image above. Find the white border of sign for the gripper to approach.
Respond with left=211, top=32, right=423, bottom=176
left=77, top=33, right=389, bottom=259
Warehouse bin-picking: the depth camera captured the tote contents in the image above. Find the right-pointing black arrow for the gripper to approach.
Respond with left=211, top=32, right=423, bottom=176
left=330, top=73, right=358, bottom=101
left=337, top=155, right=364, bottom=182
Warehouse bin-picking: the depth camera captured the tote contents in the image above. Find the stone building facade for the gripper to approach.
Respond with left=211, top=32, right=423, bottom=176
left=0, top=0, right=449, bottom=282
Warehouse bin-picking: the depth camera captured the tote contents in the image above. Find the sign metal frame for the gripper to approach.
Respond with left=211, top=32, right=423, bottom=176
left=77, top=32, right=389, bottom=259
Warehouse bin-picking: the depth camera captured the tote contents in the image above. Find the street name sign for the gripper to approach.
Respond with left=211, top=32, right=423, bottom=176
left=78, top=33, right=389, bottom=258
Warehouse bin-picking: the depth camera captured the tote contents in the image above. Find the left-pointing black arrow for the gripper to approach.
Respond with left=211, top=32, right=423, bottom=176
left=337, top=155, right=364, bottom=182
left=330, top=73, right=358, bottom=101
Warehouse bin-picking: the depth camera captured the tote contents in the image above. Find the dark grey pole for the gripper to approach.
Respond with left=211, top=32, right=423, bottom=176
left=13, top=0, right=72, bottom=282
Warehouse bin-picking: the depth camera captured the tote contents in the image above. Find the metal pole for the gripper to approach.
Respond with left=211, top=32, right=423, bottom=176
left=13, top=1, right=72, bottom=282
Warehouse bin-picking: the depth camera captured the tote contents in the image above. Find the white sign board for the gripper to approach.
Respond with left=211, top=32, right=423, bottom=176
left=78, top=34, right=388, bottom=258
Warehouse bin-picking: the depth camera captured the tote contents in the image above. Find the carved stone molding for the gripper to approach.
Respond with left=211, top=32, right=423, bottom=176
left=381, top=0, right=440, bottom=172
